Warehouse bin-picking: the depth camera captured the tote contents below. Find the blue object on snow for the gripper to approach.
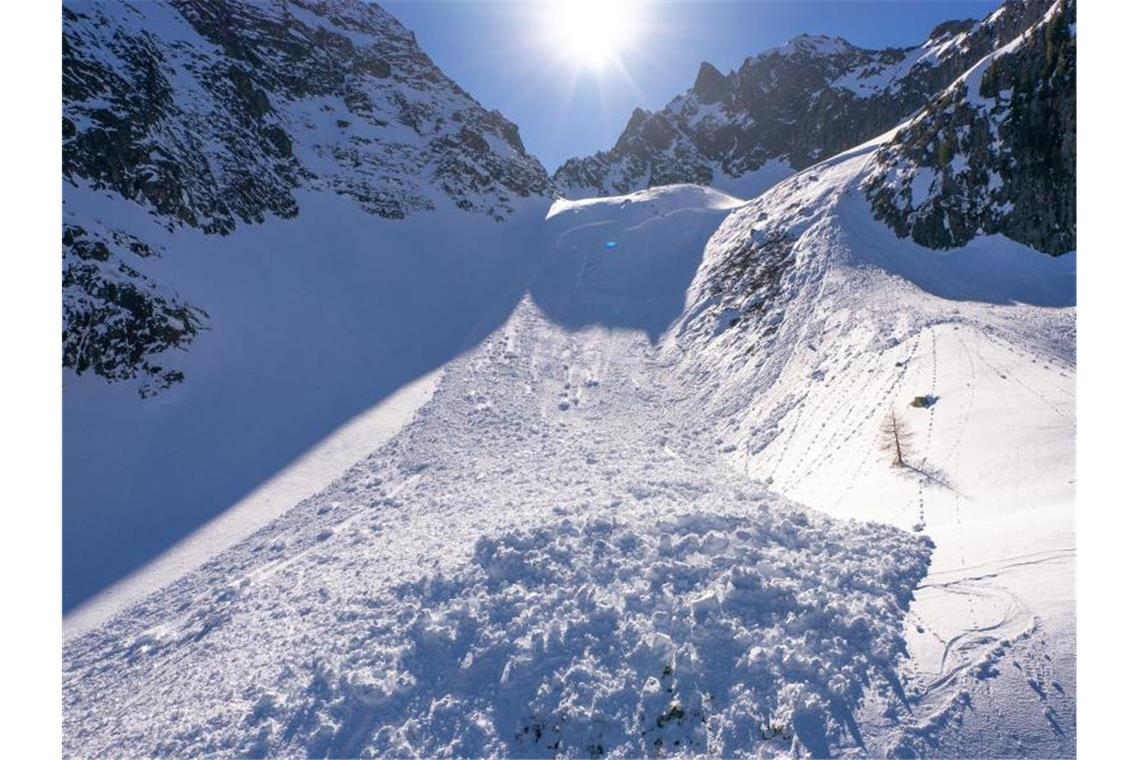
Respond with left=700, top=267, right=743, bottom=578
left=605, top=240, right=618, bottom=249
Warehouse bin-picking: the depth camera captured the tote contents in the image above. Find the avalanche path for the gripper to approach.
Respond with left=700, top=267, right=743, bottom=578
left=63, top=149, right=1075, bottom=755
left=64, top=187, right=936, bottom=758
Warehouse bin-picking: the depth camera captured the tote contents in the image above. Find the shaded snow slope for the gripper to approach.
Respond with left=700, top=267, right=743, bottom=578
left=62, top=182, right=744, bottom=613
left=63, top=187, right=934, bottom=758
left=63, top=0, right=564, bottom=610
left=64, top=368, right=441, bottom=640
left=63, top=186, right=550, bottom=611
left=669, top=137, right=1075, bottom=755
left=535, top=185, right=746, bottom=340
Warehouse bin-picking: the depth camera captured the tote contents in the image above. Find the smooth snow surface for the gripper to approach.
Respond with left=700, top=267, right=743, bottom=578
left=709, top=161, right=797, bottom=203
left=64, top=368, right=441, bottom=640
left=64, top=143, right=1074, bottom=756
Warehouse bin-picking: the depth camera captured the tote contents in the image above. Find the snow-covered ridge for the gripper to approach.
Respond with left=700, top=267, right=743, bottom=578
left=546, top=183, right=744, bottom=220
left=553, top=0, right=1056, bottom=200
left=661, top=113, right=1074, bottom=754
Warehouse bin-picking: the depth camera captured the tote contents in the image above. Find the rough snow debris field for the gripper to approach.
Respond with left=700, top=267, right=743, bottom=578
left=63, top=295, right=933, bottom=757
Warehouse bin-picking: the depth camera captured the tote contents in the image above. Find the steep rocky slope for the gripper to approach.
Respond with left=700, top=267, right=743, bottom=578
left=864, top=0, right=1075, bottom=254
left=63, top=0, right=552, bottom=392
left=62, top=221, right=207, bottom=396
left=553, top=0, right=1053, bottom=199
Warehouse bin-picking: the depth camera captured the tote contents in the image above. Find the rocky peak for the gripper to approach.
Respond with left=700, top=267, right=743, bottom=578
left=864, top=0, right=1075, bottom=255
left=64, top=0, right=553, bottom=232
left=553, top=0, right=1054, bottom=199
left=775, top=33, right=858, bottom=57
left=928, top=18, right=978, bottom=39
left=692, top=61, right=729, bottom=102
left=617, top=107, right=653, bottom=146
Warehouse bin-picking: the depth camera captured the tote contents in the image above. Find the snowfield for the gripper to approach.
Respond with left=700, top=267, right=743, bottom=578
left=63, top=184, right=551, bottom=613
left=64, top=139, right=1074, bottom=756
left=64, top=368, right=442, bottom=639
left=667, top=140, right=1075, bottom=755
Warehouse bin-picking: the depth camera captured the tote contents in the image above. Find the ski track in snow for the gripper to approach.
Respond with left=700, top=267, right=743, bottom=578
left=63, top=147, right=1074, bottom=756
left=739, top=309, right=1074, bottom=758
left=661, top=137, right=1074, bottom=755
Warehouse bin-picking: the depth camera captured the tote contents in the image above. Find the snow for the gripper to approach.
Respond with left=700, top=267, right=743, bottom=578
left=709, top=159, right=796, bottom=201
left=670, top=139, right=1075, bottom=754
left=63, top=184, right=551, bottom=611
left=909, top=166, right=938, bottom=206
left=64, top=106, right=1074, bottom=759
left=536, top=185, right=748, bottom=341
left=547, top=184, right=743, bottom=220
left=63, top=280, right=934, bottom=755
left=231, top=510, right=928, bottom=757
left=64, top=367, right=441, bottom=640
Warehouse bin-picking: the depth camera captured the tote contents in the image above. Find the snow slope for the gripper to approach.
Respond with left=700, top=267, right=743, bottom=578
left=62, top=127, right=1073, bottom=760
left=63, top=0, right=555, bottom=612
left=64, top=367, right=441, bottom=640
left=668, top=138, right=1075, bottom=755
left=63, top=184, right=550, bottom=611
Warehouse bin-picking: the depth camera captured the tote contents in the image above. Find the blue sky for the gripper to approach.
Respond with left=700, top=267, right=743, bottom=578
left=383, top=1, right=1002, bottom=171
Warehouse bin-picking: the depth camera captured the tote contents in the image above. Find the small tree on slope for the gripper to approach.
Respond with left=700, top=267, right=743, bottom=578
left=880, top=409, right=916, bottom=467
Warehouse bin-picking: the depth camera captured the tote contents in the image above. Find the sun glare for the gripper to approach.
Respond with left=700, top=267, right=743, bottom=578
left=545, top=0, right=642, bottom=72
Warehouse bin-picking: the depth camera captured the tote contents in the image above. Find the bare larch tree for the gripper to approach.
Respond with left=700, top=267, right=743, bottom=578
left=880, top=409, right=916, bottom=467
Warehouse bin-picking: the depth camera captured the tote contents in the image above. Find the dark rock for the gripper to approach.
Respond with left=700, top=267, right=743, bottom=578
left=864, top=0, right=1075, bottom=255
left=62, top=224, right=207, bottom=396
left=693, top=61, right=729, bottom=102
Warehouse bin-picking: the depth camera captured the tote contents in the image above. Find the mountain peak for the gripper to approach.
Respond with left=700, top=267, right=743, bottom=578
left=617, top=107, right=652, bottom=143
left=62, top=0, right=554, bottom=392
left=776, top=33, right=857, bottom=56
left=693, top=61, right=729, bottom=101
left=553, top=0, right=1057, bottom=199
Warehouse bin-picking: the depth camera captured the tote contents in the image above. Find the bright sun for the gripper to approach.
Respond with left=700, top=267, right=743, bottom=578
left=545, top=0, right=642, bottom=71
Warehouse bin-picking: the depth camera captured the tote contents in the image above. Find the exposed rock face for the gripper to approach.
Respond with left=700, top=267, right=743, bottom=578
left=553, top=1, right=1053, bottom=198
left=864, top=0, right=1075, bottom=255
left=62, top=221, right=207, bottom=397
left=63, top=0, right=552, bottom=229
left=63, top=0, right=553, bottom=393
